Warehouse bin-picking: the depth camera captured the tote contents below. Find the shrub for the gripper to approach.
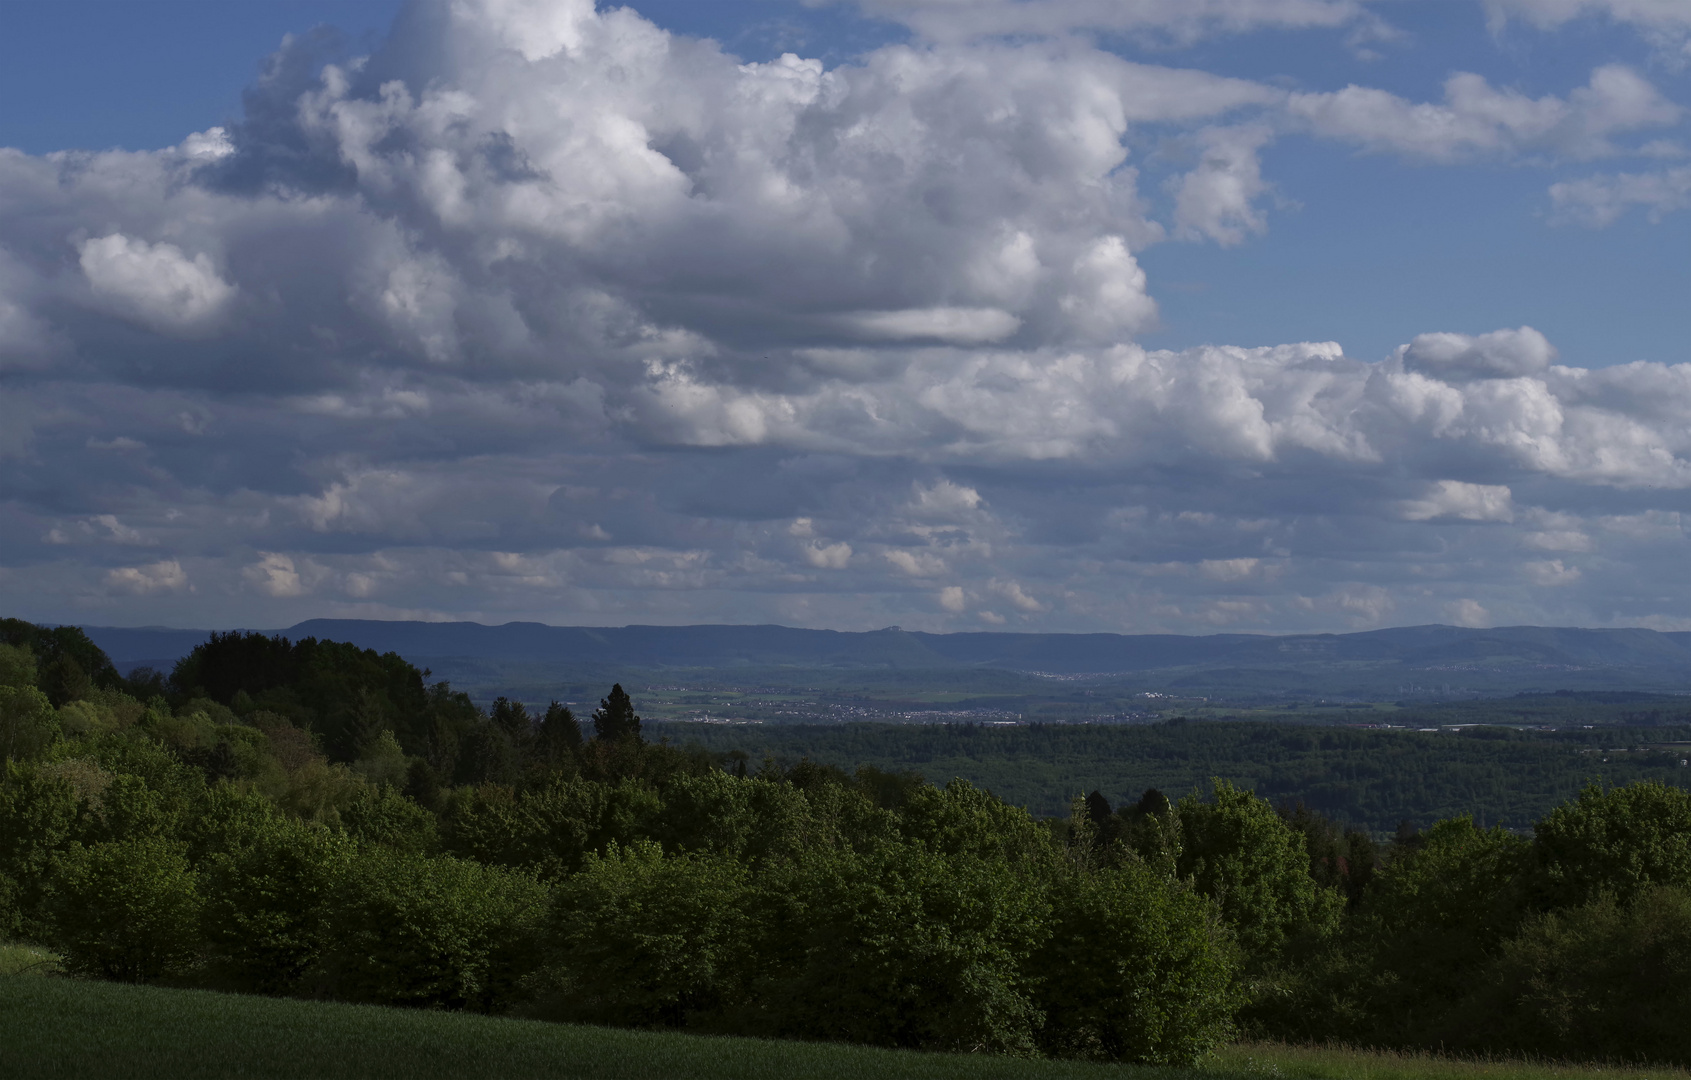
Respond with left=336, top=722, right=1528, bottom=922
left=650, top=771, right=759, bottom=858
left=899, top=778, right=1051, bottom=864
left=744, top=840, right=1050, bottom=1055
left=442, top=777, right=660, bottom=878
left=1467, top=885, right=1691, bottom=1065
left=200, top=817, right=354, bottom=994
left=1034, top=861, right=1238, bottom=1066
left=0, top=642, right=37, bottom=690
left=1177, top=781, right=1342, bottom=962
left=340, top=783, right=438, bottom=854
left=1533, top=781, right=1691, bottom=909
left=0, top=686, right=58, bottom=762
left=0, top=760, right=99, bottom=939
left=542, top=841, right=753, bottom=1027
left=318, top=847, right=547, bottom=1011
left=1297, top=817, right=1533, bottom=1047
left=51, top=836, right=202, bottom=982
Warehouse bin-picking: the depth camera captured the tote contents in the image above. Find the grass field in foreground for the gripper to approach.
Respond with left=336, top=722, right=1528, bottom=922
left=2, top=973, right=1685, bottom=1080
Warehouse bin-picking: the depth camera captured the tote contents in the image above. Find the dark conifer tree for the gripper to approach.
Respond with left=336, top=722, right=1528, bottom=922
left=490, top=697, right=532, bottom=742
left=1085, top=790, right=1113, bottom=827
left=539, top=701, right=583, bottom=765
left=591, top=684, right=642, bottom=744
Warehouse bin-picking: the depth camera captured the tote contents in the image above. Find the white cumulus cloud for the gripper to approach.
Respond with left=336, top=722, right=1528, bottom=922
left=78, top=234, right=235, bottom=333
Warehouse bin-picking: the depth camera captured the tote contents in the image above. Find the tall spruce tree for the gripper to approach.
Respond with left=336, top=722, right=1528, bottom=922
left=591, top=684, right=642, bottom=744
left=490, top=697, right=532, bottom=742
left=539, top=701, right=583, bottom=765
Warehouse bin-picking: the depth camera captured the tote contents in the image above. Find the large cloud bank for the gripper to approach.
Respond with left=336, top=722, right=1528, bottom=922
left=1, top=0, right=1686, bottom=632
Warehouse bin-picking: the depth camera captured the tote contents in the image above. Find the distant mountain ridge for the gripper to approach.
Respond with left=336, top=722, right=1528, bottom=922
left=76, top=619, right=1691, bottom=683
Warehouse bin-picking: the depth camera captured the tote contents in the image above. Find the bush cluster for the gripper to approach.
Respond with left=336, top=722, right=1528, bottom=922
left=2, top=618, right=1688, bottom=1067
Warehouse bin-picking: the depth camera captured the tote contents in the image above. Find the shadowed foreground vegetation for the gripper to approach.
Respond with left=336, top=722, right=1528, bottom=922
left=3, top=620, right=1689, bottom=1072
left=3, top=975, right=1687, bottom=1080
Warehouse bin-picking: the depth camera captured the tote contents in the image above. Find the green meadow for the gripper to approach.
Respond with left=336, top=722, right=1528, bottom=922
left=2, top=971, right=1684, bottom=1080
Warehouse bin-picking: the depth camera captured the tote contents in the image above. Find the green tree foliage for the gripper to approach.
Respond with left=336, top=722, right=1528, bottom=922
left=0, top=642, right=38, bottom=690
left=0, top=619, right=122, bottom=705
left=1532, top=781, right=1691, bottom=908
left=318, top=848, right=547, bottom=1011
left=900, top=778, right=1049, bottom=864
left=1034, top=861, right=1238, bottom=1065
left=0, top=685, right=58, bottom=762
left=169, top=632, right=430, bottom=762
left=745, top=840, right=1049, bottom=1055
left=340, top=782, right=439, bottom=855
left=442, top=777, right=662, bottom=879
left=1259, top=817, right=1536, bottom=1047
left=50, top=835, right=202, bottom=982
left=669, top=719, right=1691, bottom=832
left=352, top=729, right=411, bottom=789
left=0, top=760, right=90, bottom=938
left=200, top=816, right=354, bottom=994
left=543, top=841, right=752, bottom=1028
left=1177, top=781, right=1342, bottom=962
left=1464, top=885, right=1691, bottom=1065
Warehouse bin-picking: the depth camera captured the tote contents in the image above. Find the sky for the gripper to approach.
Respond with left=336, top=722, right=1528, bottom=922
left=0, top=0, right=1687, bottom=635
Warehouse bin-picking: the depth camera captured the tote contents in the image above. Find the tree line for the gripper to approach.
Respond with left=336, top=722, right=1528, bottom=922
left=1, top=620, right=1688, bottom=1066
left=663, top=717, right=1691, bottom=831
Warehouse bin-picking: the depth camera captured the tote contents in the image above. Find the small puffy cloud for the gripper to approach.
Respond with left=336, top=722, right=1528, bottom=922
left=1400, top=326, right=1557, bottom=382
left=245, top=552, right=305, bottom=597
left=1334, top=584, right=1394, bottom=626
left=938, top=585, right=967, bottom=612
left=1482, top=0, right=1691, bottom=56
left=1523, top=529, right=1595, bottom=552
left=344, top=571, right=380, bottom=598
left=1401, top=481, right=1517, bottom=522
left=1058, top=236, right=1158, bottom=342
left=1524, top=558, right=1583, bottom=586
left=104, top=560, right=187, bottom=595
left=78, top=235, right=235, bottom=333
left=910, top=480, right=983, bottom=518
left=1170, top=125, right=1274, bottom=246
left=89, top=515, right=147, bottom=545
left=990, top=578, right=1044, bottom=612
left=803, top=541, right=853, bottom=569
left=1444, top=598, right=1491, bottom=627
left=1199, top=557, right=1261, bottom=581
left=1549, top=165, right=1691, bottom=226
left=178, top=127, right=235, bottom=160
left=885, top=549, right=949, bottom=576
left=1287, top=65, right=1679, bottom=162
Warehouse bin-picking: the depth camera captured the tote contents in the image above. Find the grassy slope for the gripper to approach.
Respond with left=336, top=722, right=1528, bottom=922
left=0, top=974, right=1176, bottom=1080
left=3, top=973, right=1687, bottom=1080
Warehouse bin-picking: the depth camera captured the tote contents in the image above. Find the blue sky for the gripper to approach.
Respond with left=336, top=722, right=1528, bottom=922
left=1, top=0, right=1687, bottom=633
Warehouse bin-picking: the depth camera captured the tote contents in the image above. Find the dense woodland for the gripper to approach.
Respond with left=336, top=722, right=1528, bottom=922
left=665, top=718, right=1691, bottom=830
left=2, top=619, right=1689, bottom=1067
